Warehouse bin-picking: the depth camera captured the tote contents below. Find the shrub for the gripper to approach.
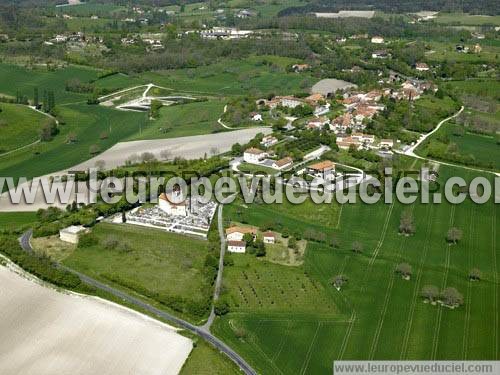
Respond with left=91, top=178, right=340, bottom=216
left=78, top=232, right=98, bottom=248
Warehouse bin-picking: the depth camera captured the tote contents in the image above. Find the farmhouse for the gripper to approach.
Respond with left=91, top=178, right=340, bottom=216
left=243, top=148, right=267, bottom=164
left=272, top=157, right=293, bottom=170
left=227, top=240, right=246, bottom=253
left=250, top=112, right=263, bottom=121
left=351, top=132, right=375, bottom=144
left=307, top=160, right=335, bottom=180
left=415, top=62, right=430, bottom=71
left=371, top=36, right=384, bottom=44
left=380, top=139, right=394, bottom=149
left=372, top=50, right=389, bottom=59
left=59, top=225, right=89, bottom=244
left=260, top=135, right=278, bottom=148
left=292, top=64, right=310, bottom=72
left=226, top=226, right=258, bottom=241
left=280, top=96, right=304, bottom=109
left=263, top=232, right=276, bottom=244
left=336, top=136, right=361, bottom=150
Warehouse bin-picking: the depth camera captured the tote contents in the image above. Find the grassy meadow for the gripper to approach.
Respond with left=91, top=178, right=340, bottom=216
left=0, top=103, right=144, bottom=181
left=0, top=103, right=47, bottom=153
left=62, top=223, right=212, bottom=321
left=213, top=165, right=499, bottom=374
left=131, top=100, right=226, bottom=140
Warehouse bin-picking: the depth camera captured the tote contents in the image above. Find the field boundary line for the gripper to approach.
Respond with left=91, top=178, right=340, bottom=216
left=338, top=310, right=356, bottom=359
left=300, top=322, right=321, bottom=375
left=431, top=204, right=455, bottom=359
left=247, top=321, right=284, bottom=375
left=462, top=204, right=476, bottom=359
left=492, top=205, right=498, bottom=358
left=400, top=204, right=434, bottom=359
left=272, top=320, right=291, bottom=362
left=369, top=206, right=411, bottom=359
left=0, top=139, right=40, bottom=158
left=361, top=202, right=394, bottom=292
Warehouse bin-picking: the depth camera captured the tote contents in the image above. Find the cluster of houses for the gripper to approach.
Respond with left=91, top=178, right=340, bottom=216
left=199, top=27, right=253, bottom=40
left=45, top=32, right=103, bottom=47
left=257, top=93, right=330, bottom=116
left=226, top=226, right=275, bottom=253
left=243, top=147, right=294, bottom=171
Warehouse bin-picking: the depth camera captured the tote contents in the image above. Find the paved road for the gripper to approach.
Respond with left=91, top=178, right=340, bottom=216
left=18, top=230, right=257, bottom=375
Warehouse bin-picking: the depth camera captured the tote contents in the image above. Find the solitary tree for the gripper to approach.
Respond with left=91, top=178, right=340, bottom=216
left=395, top=263, right=412, bottom=279
left=399, top=209, right=415, bottom=235
left=469, top=268, right=482, bottom=281
left=331, top=274, right=348, bottom=290
left=421, top=285, right=439, bottom=303
left=66, top=132, right=77, bottom=144
left=441, top=287, right=464, bottom=308
left=89, top=144, right=101, bottom=155
left=33, top=87, right=39, bottom=108
left=242, top=233, right=254, bottom=246
left=447, top=227, right=463, bottom=244
left=351, top=241, right=363, bottom=254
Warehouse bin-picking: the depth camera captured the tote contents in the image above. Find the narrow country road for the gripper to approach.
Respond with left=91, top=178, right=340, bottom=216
left=396, top=105, right=499, bottom=176
left=18, top=230, right=257, bottom=375
left=403, top=105, right=464, bottom=157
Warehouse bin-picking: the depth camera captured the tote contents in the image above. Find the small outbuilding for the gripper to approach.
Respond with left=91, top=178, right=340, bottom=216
left=59, top=225, right=89, bottom=244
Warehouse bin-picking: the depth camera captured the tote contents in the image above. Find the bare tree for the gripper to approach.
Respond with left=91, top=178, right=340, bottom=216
left=421, top=285, right=439, bottom=303
left=351, top=241, right=363, bottom=254
left=160, top=149, right=172, bottom=161
left=395, top=263, right=412, bottom=279
left=94, top=160, right=106, bottom=171
left=210, top=147, right=220, bottom=156
left=469, top=268, right=482, bottom=281
left=441, top=287, right=464, bottom=308
left=447, top=227, right=463, bottom=244
left=125, top=153, right=139, bottom=166
left=331, top=274, right=348, bottom=290
left=141, top=152, right=156, bottom=163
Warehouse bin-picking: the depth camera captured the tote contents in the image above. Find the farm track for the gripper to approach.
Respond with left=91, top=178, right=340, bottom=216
left=272, top=321, right=291, bottom=362
left=431, top=205, right=456, bottom=359
left=492, top=205, right=498, bottom=358
left=300, top=322, right=321, bottom=375
left=400, top=204, right=435, bottom=359
left=368, top=205, right=413, bottom=359
left=462, top=204, right=476, bottom=359
left=361, top=202, right=395, bottom=292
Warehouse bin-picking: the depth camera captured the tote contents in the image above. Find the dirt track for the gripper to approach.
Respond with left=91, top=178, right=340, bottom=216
left=0, top=265, right=192, bottom=375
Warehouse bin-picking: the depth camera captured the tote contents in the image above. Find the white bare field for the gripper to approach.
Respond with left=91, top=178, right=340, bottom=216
left=0, top=265, right=192, bottom=375
left=0, top=127, right=271, bottom=211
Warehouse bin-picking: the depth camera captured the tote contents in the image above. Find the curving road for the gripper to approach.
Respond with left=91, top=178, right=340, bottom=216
left=18, top=230, right=257, bottom=375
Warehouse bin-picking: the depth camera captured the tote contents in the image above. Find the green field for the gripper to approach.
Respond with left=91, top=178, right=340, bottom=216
left=0, top=63, right=99, bottom=105
left=63, top=223, right=212, bottom=321
left=132, top=100, right=226, bottom=140
left=0, top=103, right=144, bottom=181
left=180, top=339, right=241, bottom=375
left=141, top=56, right=314, bottom=96
left=0, top=212, right=38, bottom=231
left=435, top=13, right=500, bottom=26
left=0, top=103, right=47, bottom=153
left=213, top=166, right=500, bottom=373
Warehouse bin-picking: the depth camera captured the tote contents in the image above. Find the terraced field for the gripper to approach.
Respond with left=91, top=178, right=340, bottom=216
left=214, top=165, right=499, bottom=374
